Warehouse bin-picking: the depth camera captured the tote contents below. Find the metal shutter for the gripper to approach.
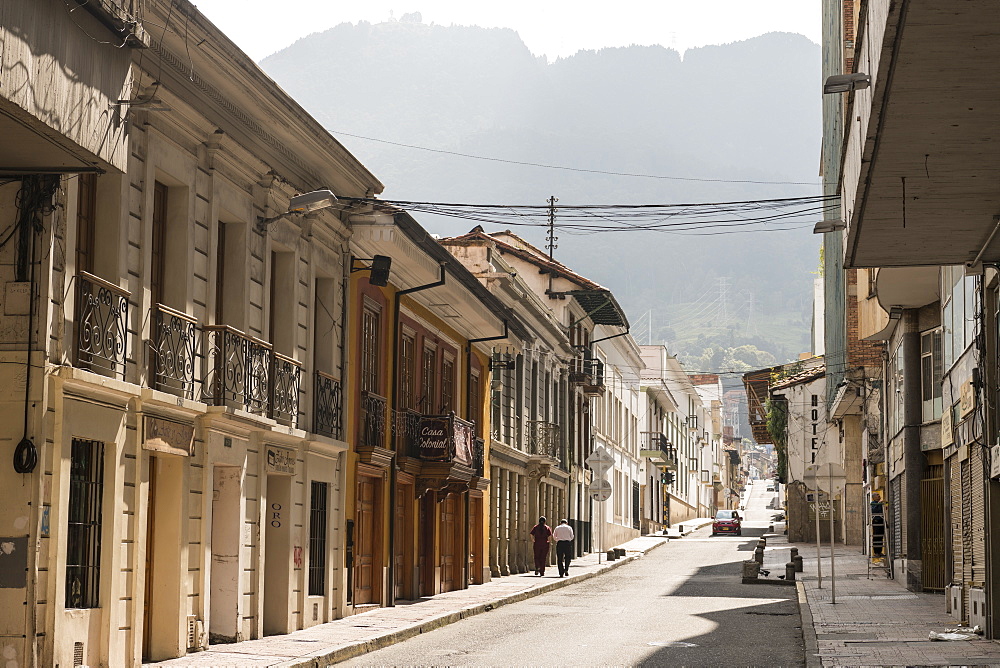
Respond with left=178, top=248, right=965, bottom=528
left=971, top=446, right=987, bottom=586
left=950, top=457, right=963, bottom=586
left=892, top=475, right=903, bottom=558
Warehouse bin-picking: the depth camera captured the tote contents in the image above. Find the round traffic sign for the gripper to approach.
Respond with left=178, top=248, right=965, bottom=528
left=589, top=477, right=612, bottom=502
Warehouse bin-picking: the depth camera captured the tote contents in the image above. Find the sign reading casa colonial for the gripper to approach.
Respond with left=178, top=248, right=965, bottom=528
left=418, top=413, right=474, bottom=465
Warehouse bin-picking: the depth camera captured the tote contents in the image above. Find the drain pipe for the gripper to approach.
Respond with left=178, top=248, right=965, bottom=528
left=463, top=321, right=509, bottom=589
left=387, top=261, right=447, bottom=606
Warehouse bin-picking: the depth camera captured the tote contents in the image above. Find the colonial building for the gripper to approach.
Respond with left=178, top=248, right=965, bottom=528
left=0, top=0, right=393, bottom=665
left=440, top=229, right=628, bottom=561
left=344, top=211, right=522, bottom=607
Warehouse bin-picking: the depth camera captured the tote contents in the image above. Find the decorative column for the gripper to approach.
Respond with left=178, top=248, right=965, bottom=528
left=489, top=465, right=500, bottom=577
left=500, top=468, right=511, bottom=575
left=517, top=472, right=529, bottom=573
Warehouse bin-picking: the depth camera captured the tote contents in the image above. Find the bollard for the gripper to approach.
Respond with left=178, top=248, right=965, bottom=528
left=793, top=554, right=803, bottom=572
left=742, top=559, right=760, bottom=583
left=615, top=548, right=626, bottom=558
left=790, top=547, right=799, bottom=559
left=768, top=524, right=774, bottom=533
left=677, top=524, right=684, bottom=534
left=754, top=545, right=765, bottom=565
left=607, top=549, right=617, bottom=561
left=785, top=561, right=796, bottom=581
left=758, top=537, right=767, bottom=548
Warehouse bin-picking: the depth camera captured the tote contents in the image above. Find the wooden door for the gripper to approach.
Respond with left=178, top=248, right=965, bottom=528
left=394, top=484, right=407, bottom=600
left=355, top=476, right=378, bottom=605
left=142, top=456, right=158, bottom=660
left=469, top=495, right=483, bottom=585
left=440, top=494, right=458, bottom=592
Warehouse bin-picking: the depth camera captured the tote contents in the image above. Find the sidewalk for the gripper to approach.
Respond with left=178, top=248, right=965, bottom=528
left=761, top=537, right=1000, bottom=667
left=148, top=535, right=668, bottom=667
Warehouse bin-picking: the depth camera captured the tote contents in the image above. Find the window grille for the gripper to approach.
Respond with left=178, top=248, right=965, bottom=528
left=66, top=438, right=105, bottom=608
left=308, top=481, right=328, bottom=596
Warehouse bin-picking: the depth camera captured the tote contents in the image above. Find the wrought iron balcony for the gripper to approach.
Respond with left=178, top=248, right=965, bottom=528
left=360, top=391, right=388, bottom=449
left=640, top=432, right=677, bottom=471
left=270, top=352, right=302, bottom=427
left=392, top=408, right=422, bottom=457
left=201, top=325, right=271, bottom=416
left=75, top=271, right=130, bottom=381
left=525, top=420, right=561, bottom=461
left=313, top=371, right=343, bottom=439
left=149, top=304, right=196, bottom=398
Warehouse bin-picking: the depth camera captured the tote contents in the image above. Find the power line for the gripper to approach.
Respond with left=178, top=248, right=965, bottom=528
left=330, top=129, right=823, bottom=186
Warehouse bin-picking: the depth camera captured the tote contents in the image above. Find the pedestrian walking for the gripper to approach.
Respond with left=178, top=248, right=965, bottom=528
left=552, top=518, right=575, bottom=577
left=529, top=516, right=552, bottom=576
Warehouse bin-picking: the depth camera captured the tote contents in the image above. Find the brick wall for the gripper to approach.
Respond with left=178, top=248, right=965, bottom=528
left=846, top=268, right=883, bottom=368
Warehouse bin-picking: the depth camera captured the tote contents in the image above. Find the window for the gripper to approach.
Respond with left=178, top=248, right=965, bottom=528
left=76, top=174, right=97, bottom=275
left=400, top=334, right=416, bottom=410
left=360, top=304, right=381, bottom=394
left=942, top=266, right=977, bottom=370
left=921, top=328, right=943, bottom=422
left=150, top=181, right=168, bottom=308
left=421, top=346, right=437, bottom=412
left=66, top=438, right=105, bottom=608
left=308, top=481, right=328, bottom=596
left=441, top=356, right=455, bottom=413
left=888, top=338, right=905, bottom=437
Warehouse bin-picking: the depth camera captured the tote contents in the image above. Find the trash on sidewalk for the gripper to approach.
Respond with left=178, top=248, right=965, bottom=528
left=944, top=625, right=983, bottom=635
left=928, top=631, right=978, bottom=641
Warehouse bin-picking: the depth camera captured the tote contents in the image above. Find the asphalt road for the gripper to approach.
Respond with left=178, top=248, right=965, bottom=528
left=341, top=479, right=802, bottom=667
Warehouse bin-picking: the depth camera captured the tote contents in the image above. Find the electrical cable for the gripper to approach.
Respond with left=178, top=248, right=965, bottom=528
left=329, top=129, right=823, bottom=186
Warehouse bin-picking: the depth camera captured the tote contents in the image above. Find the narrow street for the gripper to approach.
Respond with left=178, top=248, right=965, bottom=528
left=341, top=480, right=802, bottom=667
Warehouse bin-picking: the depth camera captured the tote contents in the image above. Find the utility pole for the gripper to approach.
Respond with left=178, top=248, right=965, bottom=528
left=546, top=195, right=558, bottom=259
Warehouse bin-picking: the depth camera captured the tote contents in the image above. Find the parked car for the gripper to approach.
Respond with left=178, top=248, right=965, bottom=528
left=766, top=483, right=775, bottom=492
left=712, top=509, right=742, bottom=536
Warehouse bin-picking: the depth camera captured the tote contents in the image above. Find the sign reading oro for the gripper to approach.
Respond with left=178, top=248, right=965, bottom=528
left=142, top=416, right=194, bottom=456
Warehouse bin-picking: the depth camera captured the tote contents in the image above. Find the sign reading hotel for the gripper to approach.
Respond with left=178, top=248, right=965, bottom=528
left=142, top=415, right=194, bottom=456
left=266, top=447, right=296, bottom=474
left=418, top=414, right=474, bottom=466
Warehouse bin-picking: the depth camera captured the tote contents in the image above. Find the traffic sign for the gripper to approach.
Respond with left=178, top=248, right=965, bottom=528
left=586, top=446, right=614, bottom=475
left=589, top=477, right=612, bottom=502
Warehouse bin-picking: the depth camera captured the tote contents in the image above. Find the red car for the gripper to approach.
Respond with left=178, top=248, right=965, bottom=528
left=712, top=510, right=742, bottom=536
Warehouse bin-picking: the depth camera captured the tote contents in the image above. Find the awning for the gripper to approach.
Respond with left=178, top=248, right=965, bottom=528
left=564, top=290, right=629, bottom=328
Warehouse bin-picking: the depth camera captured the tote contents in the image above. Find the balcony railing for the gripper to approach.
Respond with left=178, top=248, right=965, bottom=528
left=313, top=371, right=343, bottom=440
left=75, top=271, right=130, bottom=381
left=360, top=391, right=388, bottom=449
left=270, top=352, right=302, bottom=427
left=393, top=408, right=422, bottom=457
left=525, top=420, right=561, bottom=461
left=640, top=432, right=678, bottom=471
left=582, top=358, right=605, bottom=397
left=202, top=325, right=271, bottom=416
left=150, top=304, right=197, bottom=398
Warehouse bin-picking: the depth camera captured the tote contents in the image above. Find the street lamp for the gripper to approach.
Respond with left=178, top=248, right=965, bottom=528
left=823, top=73, right=871, bottom=94
left=256, top=188, right=338, bottom=232
left=812, top=220, right=847, bottom=234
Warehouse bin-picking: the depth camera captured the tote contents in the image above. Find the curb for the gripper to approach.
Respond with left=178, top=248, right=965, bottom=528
left=796, top=581, right=821, bottom=668
left=277, top=545, right=661, bottom=667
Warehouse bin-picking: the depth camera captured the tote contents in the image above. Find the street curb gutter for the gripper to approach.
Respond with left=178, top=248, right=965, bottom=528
left=277, top=543, right=665, bottom=667
left=796, top=581, right=820, bottom=668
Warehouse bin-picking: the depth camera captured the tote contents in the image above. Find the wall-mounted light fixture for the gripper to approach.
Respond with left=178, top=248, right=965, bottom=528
left=823, top=73, right=871, bottom=94
left=887, top=306, right=903, bottom=320
left=351, top=255, right=392, bottom=287
left=813, top=219, right=847, bottom=234
left=257, top=188, right=338, bottom=233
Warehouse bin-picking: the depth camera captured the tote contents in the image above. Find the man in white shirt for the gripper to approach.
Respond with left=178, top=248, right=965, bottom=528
left=552, top=519, right=575, bottom=577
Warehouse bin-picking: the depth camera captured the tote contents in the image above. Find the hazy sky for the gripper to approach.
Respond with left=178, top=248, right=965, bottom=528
left=192, top=0, right=820, bottom=62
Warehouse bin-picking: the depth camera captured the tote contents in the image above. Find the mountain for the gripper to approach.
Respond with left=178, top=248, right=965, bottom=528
left=261, top=20, right=822, bottom=366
